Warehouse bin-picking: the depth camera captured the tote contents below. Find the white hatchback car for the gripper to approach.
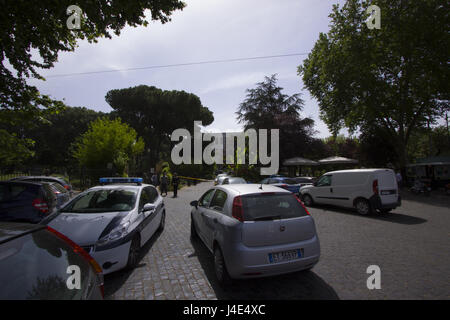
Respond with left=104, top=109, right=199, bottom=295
left=190, top=184, right=320, bottom=284
left=43, top=177, right=165, bottom=274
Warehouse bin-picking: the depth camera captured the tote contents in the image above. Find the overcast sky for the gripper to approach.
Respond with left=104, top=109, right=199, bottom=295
left=29, top=0, right=347, bottom=138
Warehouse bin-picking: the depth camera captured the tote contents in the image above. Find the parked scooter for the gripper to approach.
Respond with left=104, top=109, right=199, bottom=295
left=410, top=179, right=431, bottom=196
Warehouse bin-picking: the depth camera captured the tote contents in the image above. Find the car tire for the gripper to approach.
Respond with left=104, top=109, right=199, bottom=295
left=302, top=194, right=314, bottom=207
left=158, top=210, right=165, bottom=232
left=190, top=215, right=198, bottom=239
left=126, top=235, right=141, bottom=270
left=355, top=198, right=372, bottom=215
left=214, top=246, right=232, bottom=286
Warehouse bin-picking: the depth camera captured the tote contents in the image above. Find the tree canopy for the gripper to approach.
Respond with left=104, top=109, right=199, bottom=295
left=0, top=0, right=185, bottom=117
left=105, top=85, right=214, bottom=168
left=236, top=74, right=317, bottom=162
left=298, top=0, right=449, bottom=168
left=72, top=117, right=145, bottom=174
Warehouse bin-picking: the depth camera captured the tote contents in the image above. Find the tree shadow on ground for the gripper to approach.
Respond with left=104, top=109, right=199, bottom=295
left=189, top=237, right=339, bottom=300
left=399, top=189, right=450, bottom=209
left=311, top=204, right=427, bottom=225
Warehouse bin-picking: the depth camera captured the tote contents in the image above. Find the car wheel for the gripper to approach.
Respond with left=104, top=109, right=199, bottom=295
left=190, top=215, right=198, bottom=239
left=302, top=194, right=314, bottom=207
left=214, top=246, right=231, bottom=285
left=158, top=211, right=165, bottom=232
left=126, top=235, right=141, bottom=270
left=355, top=199, right=372, bottom=215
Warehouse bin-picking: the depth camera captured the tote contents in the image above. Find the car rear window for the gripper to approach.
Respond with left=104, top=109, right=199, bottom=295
left=228, top=178, right=246, bottom=184
left=50, top=183, right=68, bottom=194
left=0, top=228, right=91, bottom=299
left=0, top=183, right=39, bottom=202
left=242, top=193, right=308, bottom=221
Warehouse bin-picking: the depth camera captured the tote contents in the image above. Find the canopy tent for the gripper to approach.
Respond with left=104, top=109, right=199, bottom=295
left=282, top=157, right=318, bottom=177
left=318, top=156, right=359, bottom=165
left=282, top=157, right=319, bottom=166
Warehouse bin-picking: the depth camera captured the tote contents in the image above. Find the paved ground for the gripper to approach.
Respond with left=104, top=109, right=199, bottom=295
left=104, top=182, right=450, bottom=300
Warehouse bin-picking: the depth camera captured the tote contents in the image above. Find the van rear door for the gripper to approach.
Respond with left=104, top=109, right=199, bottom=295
left=376, top=170, right=398, bottom=204
left=240, top=193, right=316, bottom=247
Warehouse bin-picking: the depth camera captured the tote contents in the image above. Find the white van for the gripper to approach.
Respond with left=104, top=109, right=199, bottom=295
left=299, top=169, right=401, bottom=215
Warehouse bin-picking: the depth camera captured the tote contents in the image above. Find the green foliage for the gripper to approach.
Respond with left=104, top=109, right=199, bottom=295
left=8, top=106, right=106, bottom=168
left=0, top=129, right=35, bottom=167
left=407, top=125, right=450, bottom=162
left=299, top=0, right=449, bottom=167
left=105, top=85, right=214, bottom=168
left=72, top=117, right=145, bottom=172
left=1, top=0, right=185, bottom=126
left=236, top=74, right=317, bottom=162
left=323, top=135, right=360, bottom=160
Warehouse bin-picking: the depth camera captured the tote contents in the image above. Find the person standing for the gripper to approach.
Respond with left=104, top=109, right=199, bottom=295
left=396, top=171, right=403, bottom=188
left=172, top=172, right=180, bottom=198
left=151, top=173, right=158, bottom=187
left=160, top=172, right=169, bottom=196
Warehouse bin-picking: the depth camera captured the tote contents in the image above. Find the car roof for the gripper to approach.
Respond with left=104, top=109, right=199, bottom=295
left=0, top=180, right=44, bottom=187
left=11, top=176, right=66, bottom=182
left=0, top=222, right=45, bottom=244
left=88, top=183, right=154, bottom=191
left=218, top=183, right=290, bottom=195
left=325, top=169, right=394, bottom=175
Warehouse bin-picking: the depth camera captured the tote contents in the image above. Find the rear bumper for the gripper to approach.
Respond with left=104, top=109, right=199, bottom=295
left=223, top=235, right=320, bottom=279
left=369, top=194, right=401, bottom=210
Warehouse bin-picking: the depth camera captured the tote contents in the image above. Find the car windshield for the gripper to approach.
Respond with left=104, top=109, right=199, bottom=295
left=61, top=188, right=137, bottom=213
left=242, top=193, right=308, bottom=221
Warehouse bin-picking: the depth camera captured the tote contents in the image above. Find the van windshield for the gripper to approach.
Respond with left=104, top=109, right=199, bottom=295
left=241, top=194, right=308, bottom=221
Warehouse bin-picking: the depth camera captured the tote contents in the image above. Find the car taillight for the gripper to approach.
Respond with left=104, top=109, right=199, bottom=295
left=232, top=196, right=244, bottom=222
left=294, top=194, right=310, bottom=215
left=46, top=226, right=104, bottom=298
left=280, top=184, right=288, bottom=188
left=373, top=179, right=379, bottom=195
left=64, top=185, right=70, bottom=190
left=32, top=198, right=49, bottom=214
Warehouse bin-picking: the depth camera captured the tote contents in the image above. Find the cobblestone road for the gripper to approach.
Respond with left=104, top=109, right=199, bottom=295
left=104, top=182, right=450, bottom=300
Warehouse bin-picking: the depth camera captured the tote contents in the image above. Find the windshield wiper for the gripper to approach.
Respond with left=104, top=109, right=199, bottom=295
left=253, top=215, right=281, bottom=221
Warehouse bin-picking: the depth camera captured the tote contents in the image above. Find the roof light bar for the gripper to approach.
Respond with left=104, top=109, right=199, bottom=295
left=99, top=177, right=143, bottom=185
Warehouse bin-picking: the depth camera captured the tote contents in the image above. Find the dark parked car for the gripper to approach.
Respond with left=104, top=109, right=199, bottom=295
left=10, top=176, right=73, bottom=197
left=0, top=222, right=103, bottom=299
left=0, top=181, right=59, bottom=223
left=259, top=177, right=302, bottom=194
left=293, top=177, right=315, bottom=188
left=48, top=182, right=71, bottom=208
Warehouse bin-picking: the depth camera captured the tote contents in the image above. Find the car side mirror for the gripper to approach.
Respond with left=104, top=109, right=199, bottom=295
left=313, top=181, right=318, bottom=187
left=142, top=203, right=156, bottom=213
left=190, top=200, right=198, bottom=208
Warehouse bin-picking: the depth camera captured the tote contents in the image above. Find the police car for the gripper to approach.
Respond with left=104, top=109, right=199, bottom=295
left=42, top=177, right=165, bottom=275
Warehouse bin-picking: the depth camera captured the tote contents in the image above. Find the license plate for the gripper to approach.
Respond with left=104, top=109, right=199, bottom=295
left=268, top=249, right=302, bottom=263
